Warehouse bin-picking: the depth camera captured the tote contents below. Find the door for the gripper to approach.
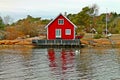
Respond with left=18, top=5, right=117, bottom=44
left=55, top=29, right=61, bottom=38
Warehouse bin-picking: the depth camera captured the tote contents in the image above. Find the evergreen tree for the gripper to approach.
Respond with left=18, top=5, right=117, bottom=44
left=0, top=16, right=5, bottom=30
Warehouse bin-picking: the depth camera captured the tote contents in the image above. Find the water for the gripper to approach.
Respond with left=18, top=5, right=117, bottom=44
left=0, top=47, right=120, bottom=80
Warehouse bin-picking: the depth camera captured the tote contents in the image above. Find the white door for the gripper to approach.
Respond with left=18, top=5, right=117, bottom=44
left=56, top=29, right=61, bottom=38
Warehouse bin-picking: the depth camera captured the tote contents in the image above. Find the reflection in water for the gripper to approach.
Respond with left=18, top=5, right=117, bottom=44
left=0, top=47, right=120, bottom=80
left=47, top=48, right=79, bottom=80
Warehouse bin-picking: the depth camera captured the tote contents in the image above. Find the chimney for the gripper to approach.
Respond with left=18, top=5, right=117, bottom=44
left=64, top=12, right=67, bottom=17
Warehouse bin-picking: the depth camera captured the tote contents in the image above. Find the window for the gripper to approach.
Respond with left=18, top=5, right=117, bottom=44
left=58, top=19, right=64, bottom=25
left=56, top=29, right=61, bottom=38
left=65, top=29, right=71, bottom=35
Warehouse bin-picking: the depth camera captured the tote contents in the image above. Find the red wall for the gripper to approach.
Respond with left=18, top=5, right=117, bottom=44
left=48, top=15, right=75, bottom=40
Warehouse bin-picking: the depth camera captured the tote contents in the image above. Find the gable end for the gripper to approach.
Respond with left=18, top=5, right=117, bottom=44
left=45, top=13, right=77, bottom=28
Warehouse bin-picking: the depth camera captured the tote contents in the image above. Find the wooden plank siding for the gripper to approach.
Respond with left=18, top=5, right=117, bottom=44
left=32, top=39, right=81, bottom=48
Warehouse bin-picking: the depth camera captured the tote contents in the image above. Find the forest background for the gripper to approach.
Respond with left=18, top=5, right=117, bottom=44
left=0, top=4, right=120, bottom=40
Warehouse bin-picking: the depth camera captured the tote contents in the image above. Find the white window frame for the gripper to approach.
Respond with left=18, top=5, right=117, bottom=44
left=58, top=19, right=64, bottom=25
left=65, top=29, right=71, bottom=35
left=55, top=29, right=61, bottom=38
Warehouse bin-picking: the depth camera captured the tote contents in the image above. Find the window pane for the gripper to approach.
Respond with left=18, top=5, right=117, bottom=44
left=58, top=19, right=64, bottom=25
left=66, top=29, right=71, bottom=35
left=56, top=29, right=61, bottom=38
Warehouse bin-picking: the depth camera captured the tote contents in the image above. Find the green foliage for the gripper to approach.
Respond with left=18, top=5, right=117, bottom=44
left=67, top=5, right=120, bottom=34
left=41, top=19, right=51, bottom=24
left=67, top=6, right=91, bottom=26
left=2, top=5, right=120, bottom=39
left=96, top=26, right=103, bottom=34
left=76, top=26, right=84, bottom=34
left=0, top=17, right=5, bottom=30
left=67, top=5, right=99, bottom=32
left=94, top=34, right=102, bottom=39
left=5, top=15, right=50, bottom=39
left=27, top=15, right=41, bottom=22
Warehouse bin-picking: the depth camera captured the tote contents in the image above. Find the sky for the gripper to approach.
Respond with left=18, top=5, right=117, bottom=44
left=0, top=0, right=120, bottom=22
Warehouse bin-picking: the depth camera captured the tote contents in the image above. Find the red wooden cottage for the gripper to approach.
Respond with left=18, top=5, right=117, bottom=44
left=45, top=13, right=77, bottom=40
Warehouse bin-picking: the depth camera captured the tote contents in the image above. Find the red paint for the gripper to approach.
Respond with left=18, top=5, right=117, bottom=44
left=48, top=49, right=76, bottom=79
left=48, top=49, right=57, bottom=67
left=46, top=14, right=76, bottom=40
left=75, top=35, right=83, bottom=39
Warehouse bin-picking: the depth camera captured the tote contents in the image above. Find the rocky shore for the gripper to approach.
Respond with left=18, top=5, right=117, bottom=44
left=81, top=34, right=120, bottom=47
left=0, top=34, right=120, bottom=48
left=81, top=38, right=119, bottom=47
left=0, top=39, right=32, bottom=45
left=0, top=38, right=35, bottom=49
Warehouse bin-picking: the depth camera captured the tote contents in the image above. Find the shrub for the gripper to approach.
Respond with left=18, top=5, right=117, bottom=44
left=94, top=34, right=102, bottom=39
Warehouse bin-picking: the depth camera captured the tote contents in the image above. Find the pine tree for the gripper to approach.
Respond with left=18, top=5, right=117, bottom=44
left=0, top=16, right=5, bottom=30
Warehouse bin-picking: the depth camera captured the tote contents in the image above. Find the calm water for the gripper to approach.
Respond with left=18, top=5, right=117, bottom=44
left=0, top=47, right=120, bottom=80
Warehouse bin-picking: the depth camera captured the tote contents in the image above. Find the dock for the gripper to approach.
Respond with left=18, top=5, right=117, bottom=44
left=32, top=39, right=81, bottom=48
